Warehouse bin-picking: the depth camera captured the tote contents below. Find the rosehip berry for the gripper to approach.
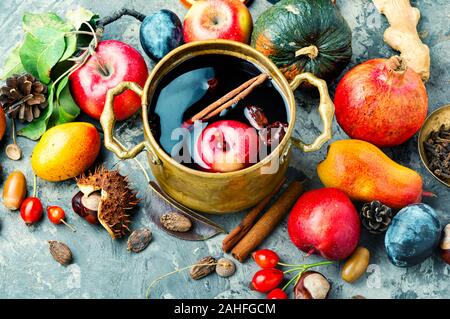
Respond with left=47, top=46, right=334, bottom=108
left=20, top=197, right=43, bottom=225
left=47, top=205, right=76, bottom=232
left=47, top=206, right=66, bottom=224
left=253, top=249, right=280, bottom=268
left=251, top=268, right=283, bottom=293
left=267, top=288, right=288, bottom=299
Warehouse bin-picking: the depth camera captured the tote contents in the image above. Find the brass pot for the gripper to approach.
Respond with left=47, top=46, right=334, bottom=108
left=100, top=40, right=334, bottom=214
left=418, top=104, right=450, bottom=188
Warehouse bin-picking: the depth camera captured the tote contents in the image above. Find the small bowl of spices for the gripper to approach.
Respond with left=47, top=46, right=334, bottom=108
left=418, top=104, right=450, bottom=187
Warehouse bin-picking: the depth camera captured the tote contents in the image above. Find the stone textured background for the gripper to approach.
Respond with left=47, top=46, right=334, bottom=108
left=0, top=0, right=449, bottom=299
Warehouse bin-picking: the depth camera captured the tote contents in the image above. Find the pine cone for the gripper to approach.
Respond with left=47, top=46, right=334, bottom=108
left=0, top=74, right=48, bottom=122
left=360, top=200, right=393, bottom=234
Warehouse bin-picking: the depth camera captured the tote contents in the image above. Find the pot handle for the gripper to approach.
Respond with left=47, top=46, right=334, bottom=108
left=289, top=72, right=335, bottom=152
left=100, top=81, right=162, bottom=165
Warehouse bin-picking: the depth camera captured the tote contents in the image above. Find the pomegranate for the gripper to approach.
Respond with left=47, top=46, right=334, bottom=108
left=334, top=56, right=428, bottom=147
left=287, top=188, right=360, bottom=261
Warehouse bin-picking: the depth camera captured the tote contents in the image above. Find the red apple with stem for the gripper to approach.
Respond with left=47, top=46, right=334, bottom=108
left=197, top=120, right=258, bottom=173
left=69, top=40, right=148, bottom=121
left=287, top=188, right=361, bottom=261
left=183, top=0, right=253, bottom=43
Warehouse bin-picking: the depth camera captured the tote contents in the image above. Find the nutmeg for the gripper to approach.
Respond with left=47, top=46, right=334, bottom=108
left=215, top=258, right=236, bottom=277
left=190, top=256, right=216, bottom=280
left=160, top=212, right=192, bottom=232
left=440, top=224, right=450, bottom=265
left=48, top=241, right=73, bottom=266
left=127, top=228, right=152, bottom=253
left=294, top=271, right=331, bottom=299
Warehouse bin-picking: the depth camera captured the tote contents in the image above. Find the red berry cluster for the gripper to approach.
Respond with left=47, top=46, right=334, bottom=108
left=250, top=249, right=333, bottom=299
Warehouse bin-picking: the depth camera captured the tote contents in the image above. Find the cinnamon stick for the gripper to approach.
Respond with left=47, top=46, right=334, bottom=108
left=231, top=181, right=304, bottom=263
left=203, top=74, right=269, bottom=120
left=222, top=177, right=285, bottom=253
left=188, top=73, right=269, bottom=123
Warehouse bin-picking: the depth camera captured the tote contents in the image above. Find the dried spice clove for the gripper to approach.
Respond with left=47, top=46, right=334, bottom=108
left=259, top=121, right=288, bottom=146
left=127, top=228, right=152, bottom=253
left=48, top=241, right=73, bottom=266
left=190, top=256, right=217, bottom=280
left=160, top=212, right=192, bottom=232
left=424, top=125, right=450, bottom=181
left=244, top=105, right=269, bottom=130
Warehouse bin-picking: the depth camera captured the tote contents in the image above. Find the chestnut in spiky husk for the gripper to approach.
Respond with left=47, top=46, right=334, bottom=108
left=73, top=167, right=139, bottom=239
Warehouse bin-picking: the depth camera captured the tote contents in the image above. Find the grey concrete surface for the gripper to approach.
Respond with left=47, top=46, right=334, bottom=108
left=0, top=0, right=448, bottom=299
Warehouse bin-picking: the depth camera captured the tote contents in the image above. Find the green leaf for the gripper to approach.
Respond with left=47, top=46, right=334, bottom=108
left=22, top=12, right=71, bottom=33
left=60, top=34, right=77, bottom=62
left=56, top=76, right=69, bottom=101
left=18, top=85, right=54, bottom=140
left=65, top=7, right=97, bottom=30
left=19, top=27, right=66, bottom=84
left=22, top=12, right=77, bottom=63
left=54, top=80, right=80, bottom=124
left=0, top=45, right=25, bottom=80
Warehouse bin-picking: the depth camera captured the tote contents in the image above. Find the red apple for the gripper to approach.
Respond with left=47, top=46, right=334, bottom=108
left=183, top=0, right=253, bottom=44
left=287, top=188, right=361, bottom=261
left=180, top=0, right=249, bottom=9
left=196, top=120, right=258, bottom=172
left=69, top=40, right=148, bottom=121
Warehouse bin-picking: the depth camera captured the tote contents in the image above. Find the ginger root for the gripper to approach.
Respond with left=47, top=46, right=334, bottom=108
left=373, top=0, right=430, bottom=81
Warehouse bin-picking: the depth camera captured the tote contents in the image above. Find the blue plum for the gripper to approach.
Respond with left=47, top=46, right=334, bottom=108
left=385, top=204, right=441, bottom=267
left=140, top=10, right=183, bottom=61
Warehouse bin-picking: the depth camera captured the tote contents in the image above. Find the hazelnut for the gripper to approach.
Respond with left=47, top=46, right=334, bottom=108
left=215, top=258, right=236, bottom=277
left=294, top=271, right=331, bottom=299
left=440, top=224, right=450, bottom=265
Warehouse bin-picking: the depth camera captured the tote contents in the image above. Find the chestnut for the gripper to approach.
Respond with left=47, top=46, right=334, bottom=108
left=440, top=224, right=450, bottom=265
left=294, top=271, right=331, bottom=299
left=71, top=191, right=100, bottom=224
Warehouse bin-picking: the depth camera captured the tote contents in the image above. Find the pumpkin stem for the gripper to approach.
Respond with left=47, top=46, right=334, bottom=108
left=295, top=45, right=319, bottom=59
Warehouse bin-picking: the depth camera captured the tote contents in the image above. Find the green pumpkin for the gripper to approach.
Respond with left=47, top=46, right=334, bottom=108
left=251, top=0, right=352, bottom=82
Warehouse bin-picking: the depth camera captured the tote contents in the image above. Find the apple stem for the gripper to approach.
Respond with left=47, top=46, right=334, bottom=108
left=422, top=190, right=437, bottom=198
left=305, top=248, right=316, bottom=257
left=89, top=46, right=110, bottom=77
